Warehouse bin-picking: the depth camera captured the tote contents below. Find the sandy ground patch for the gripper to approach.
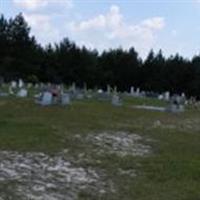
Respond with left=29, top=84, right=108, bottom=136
left=85, top=131, right=151, bottom=157
left=0, top=151, right=110, bottom=200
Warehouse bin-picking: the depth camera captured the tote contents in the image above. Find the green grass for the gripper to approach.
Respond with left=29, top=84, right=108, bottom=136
left=0, top=96, right=200, bottom=199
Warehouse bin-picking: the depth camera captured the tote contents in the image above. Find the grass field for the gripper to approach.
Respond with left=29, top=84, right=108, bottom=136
left=0, top=96, right=200, bottom=199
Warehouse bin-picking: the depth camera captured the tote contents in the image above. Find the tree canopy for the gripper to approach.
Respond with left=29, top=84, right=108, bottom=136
left=1, top=13, right=200, bottom=98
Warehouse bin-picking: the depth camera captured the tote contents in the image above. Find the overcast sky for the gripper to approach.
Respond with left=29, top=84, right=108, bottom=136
left=1, top=0, right=200, bottom=58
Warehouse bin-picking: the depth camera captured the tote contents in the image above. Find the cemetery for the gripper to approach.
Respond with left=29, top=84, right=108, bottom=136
left=1, top=4, right=200, bottom=199
left=0, top=80, right=200, bottom=199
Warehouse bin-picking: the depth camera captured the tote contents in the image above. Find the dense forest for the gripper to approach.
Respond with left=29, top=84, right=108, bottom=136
left=1, top=13, right=200, bottom=97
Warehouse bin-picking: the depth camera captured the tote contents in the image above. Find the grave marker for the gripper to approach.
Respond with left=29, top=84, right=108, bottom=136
left=37, top=91, right=53, bottom=106
left=17, top=88, right=28, bottom=97
left=18, top=79, right=24, bottom=88
left=61, top=93, right=71, bottom=105
left=112, top=94, right=122, bottom=106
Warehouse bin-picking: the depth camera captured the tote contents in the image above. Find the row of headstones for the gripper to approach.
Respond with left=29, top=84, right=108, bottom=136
left=34, top=83, right=186, bottom=110
left=1, top=81, right=187, bottom=110
left=5, top=82, right=154, bottom=101
left=129, top=86, right=187, bottom=103
left=37, top=90, right=122, bottom=106
left=36, top=91, right=70, bottom=106
left=1, top=80, right=186, bottom=101
left=10, top=82, right=183, bottom=108
left=129, top=86, right=171, bottom=101
left=9, top=80, right=57, bottom=90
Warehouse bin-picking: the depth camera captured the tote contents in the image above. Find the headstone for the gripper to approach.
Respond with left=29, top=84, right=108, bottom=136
left=86, top=94, right=93, bottom=99
left=181, top=93, right=186, bottom=100
left=0, top=92, right=8, bottom=97
left=130, top=86, right=134, bottom=95
left=158, top=94, right=164, bottom=100
left=107, top=85, right=111, bottom=95
left=61, top=93, right=70, bottom=105
left=136, top=88, right=140, bottom=96
left=11, top=81, right=17, bottom=89
left=37, top=91, right=52, bottom=106
left=71, top=82, right=76, bottom=93
left=141, top=91, right=146, bottom=97
left=114, top=86, right=117, bottom=94
left=97, top=92, right=110, bottom=101
left=34, top=92, right=42, bottom=99
left=167, top=95, right=185, bottom=113
left=164, top=91, right=170, bottom=101
left=84, top=83, right=87, bottom=94
left=97, top=89, right=103, bottom=94
left=86, top=89, right=93, bottom=99
left=59, top=85, right=64, bottom=95
left=112, top=94, right=122, bottom=106
left=17, top=88, right=28, bottom=97
left=76, top=93, right=84, bottom=100
left=18, top=79, right=24, bottom=88
left=8, top=86, right=14, bottom=95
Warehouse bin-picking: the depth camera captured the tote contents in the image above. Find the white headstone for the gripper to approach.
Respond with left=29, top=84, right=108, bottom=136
left=17, top=88, right=28, bottom=97
left=8, top=86, right=14, bottom=95
left=97, top=89, right=103, bottom=94
left=158, top=94, right=164, bottom=100
left=11, top=81, right=17, bottom=89
left=18, top=79, right=24, bottom=88
left=181, top=93, right=185, bottom=98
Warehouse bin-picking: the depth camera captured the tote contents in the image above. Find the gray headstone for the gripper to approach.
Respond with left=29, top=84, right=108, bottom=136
left=114, top=86, right=117, bottom=94
left=84, top=83, right=87, bottom=93
left=130, top=86, right=134, bottom=95
left=61, top=93, right=70, bottom=105
left=71, top=82, right=76, bottom=93
left=112, top=94, right=122, bottom=106
left=136, top=88, right=140, bottom=96
left=167, top=95, right=185, bottom=113
left=164, top=91, right=170, bottom=101
left=38, top=91, right=52, bottom=106
left=107, top=85, right=111, bottom=95
left=34, top=83, right=39, bottom=89
left=76, top=93, right=84, bottom=100
left=0, top=92, right=8, bottom=97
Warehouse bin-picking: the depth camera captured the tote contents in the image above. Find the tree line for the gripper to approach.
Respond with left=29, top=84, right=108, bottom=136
left=1, top=13, right=200, bottom=98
